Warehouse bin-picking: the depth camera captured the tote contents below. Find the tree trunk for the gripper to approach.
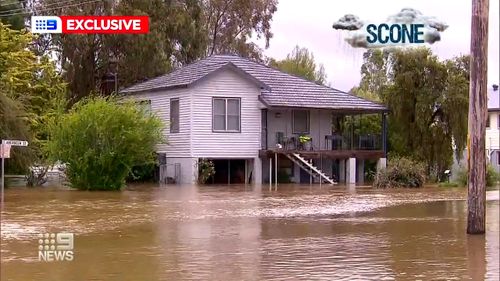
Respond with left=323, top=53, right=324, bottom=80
left=467, top=0, right=489, bottom=234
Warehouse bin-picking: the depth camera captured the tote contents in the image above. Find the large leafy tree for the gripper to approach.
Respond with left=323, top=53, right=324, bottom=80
left=269, top=45, right=327, bottom=85
left=0, top=23, right=67, bottom=176
left=204, top=0, right=278, bottom=61
left=33, top=0, right=278, bottom=104
left=358, top=47, right=469, bottom=178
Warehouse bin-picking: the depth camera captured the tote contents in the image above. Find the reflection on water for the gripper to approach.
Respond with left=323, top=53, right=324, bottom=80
left=1, top=185, right=498, bottom=281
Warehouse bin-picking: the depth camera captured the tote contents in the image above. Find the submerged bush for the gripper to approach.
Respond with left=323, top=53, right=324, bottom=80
left=456, top=164, right=499, bottom=187
left=47, top=97, right=164, bottom=190
left=373, top=157, right=426, bottom=188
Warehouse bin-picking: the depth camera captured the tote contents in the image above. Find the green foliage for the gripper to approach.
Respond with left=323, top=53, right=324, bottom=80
left=127, top=162, right=157, bottom=182
left=373, top=157, right=426, bottom=188
left=358, top=48, right=470, bottom=178
left=197, top=159, right=215, bottom=184
left=0, top=0, right=25, bottom=30
left=438, top=182, right=460, bottom=188
left=206, top=0, right=278, bottom=61
left=269, top=46, right=327, bottom=85
left=456, top=165, right=499, bottom=187
left=0, top=23, right=67, bottom=176
left=33, top=0, right=278, bottom=103
left=47, top=97, right=164, bottom=190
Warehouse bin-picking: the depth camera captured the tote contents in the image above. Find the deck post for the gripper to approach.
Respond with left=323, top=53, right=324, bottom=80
left=269, top=157, right=272, bottom=190
left=382, top=113, right=387, bottom=157
left=228, top=159, right=231, bottom=184
left=347, top=157, right=356, bottom=184
left=309, top=159, right=313, bottom=185
left=274, top=152, right=278, bottom=190
left=339, top=159, right=346, bottom=182
left=356, top=159, right=364, bottom=184
left=253, top=157, right=262, bottom=184
left=377, top=157, right=387, bottom=171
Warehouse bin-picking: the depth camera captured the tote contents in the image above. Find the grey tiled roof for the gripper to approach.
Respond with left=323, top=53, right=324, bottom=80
left=121, top=55, right=388, bottom=112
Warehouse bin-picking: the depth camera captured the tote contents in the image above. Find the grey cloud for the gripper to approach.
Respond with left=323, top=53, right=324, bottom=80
left=332, top=14, right=364, bottom=31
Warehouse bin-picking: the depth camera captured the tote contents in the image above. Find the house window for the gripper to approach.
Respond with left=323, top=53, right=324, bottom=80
left=170, top=98, right=179, bottom=133
left=498, top=114, right=500, bottom=128
left=293, top=110, right=310, bottom=134
left=497, top=151, right=500, bottom=166
left=212, top=98, right=241, bottom=132
left=486, top=115, right=490, bottom=128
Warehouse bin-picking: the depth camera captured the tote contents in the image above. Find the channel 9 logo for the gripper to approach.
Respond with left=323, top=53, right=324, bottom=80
left=31, top=16, right=62, bottom=33
left=38, top=232, right=74, bottom=262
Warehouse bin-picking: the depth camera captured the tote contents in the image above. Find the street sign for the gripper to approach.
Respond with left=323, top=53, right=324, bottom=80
left=1, top=139, right=28, bottom=209
left=0, top=144, right=11, bottom=158
left=2, top=140, right=28, bottom=146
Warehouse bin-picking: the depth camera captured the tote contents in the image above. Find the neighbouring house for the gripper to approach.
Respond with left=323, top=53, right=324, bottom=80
left=451, top=83, right=500, bottom=180
left=121, top=55, right=388, bottom=185
left=486, top=84, right=500, bottom=172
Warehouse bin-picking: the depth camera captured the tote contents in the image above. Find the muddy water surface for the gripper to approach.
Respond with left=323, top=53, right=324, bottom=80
left=1, top=185, right=499, bottom=280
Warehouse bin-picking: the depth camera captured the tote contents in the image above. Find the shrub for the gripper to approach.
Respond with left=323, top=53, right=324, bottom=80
left=456, top=165, right=499, bottom=187
left=47, top=97, right=164, bottom=190
left=127, top=162, right=157, bottom=182
left=197, top=159, right=215, bottom=184
left=373, top=157, right=426, bottom=188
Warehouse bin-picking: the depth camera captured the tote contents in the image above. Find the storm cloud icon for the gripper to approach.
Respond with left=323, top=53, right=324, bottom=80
left=332, top=8, right=448, bottom=48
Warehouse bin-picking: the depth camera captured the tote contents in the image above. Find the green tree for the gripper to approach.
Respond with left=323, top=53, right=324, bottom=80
left=0, top=23, right=67, bottom=177
left=205, top=0, right=278, bottom=61
left=34, top=0, right=278, bottom=103
left=269, top=46, right=327, bottom=85
left=347, top=87, right=382, bottom=135
left=47, top=97, right=164, bottom=190
left=35, top=0, right=209, bottom=104
left=0, top=0, right=26, bottom=30
left=358, top=47, right=469, bottom=179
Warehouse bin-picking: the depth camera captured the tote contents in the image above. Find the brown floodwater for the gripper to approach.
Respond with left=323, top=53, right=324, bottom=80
left=0, top=184, right=499, bottom=281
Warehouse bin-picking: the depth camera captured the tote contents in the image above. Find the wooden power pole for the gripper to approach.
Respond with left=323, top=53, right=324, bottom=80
left=467, top=0, right=489, bottom=234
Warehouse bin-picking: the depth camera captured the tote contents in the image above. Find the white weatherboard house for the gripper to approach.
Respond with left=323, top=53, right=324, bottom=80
left=486, top=84, right=500, bottom=171
left=121, top=55, right=388, bottom=185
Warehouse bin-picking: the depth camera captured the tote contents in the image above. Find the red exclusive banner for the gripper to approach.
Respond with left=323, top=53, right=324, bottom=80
left=60, top=16, right=149, bottom=34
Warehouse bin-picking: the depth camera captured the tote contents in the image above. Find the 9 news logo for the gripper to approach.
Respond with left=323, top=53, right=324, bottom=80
left=32, top=16, right=62, bottom=33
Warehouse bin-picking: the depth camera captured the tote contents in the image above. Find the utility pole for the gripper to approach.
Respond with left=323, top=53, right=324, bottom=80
left=467, top=0, right=489, bottom=234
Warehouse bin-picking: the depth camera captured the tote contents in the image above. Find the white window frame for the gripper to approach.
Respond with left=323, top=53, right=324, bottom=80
left=212, top=97, right=241, bottom=133
left=292, top=110, right=310, bottom=134
left=170, top=98, right=180, bottom=133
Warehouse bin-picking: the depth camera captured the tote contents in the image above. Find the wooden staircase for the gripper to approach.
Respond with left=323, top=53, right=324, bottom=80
left=283, top=152, right=337, bottom=185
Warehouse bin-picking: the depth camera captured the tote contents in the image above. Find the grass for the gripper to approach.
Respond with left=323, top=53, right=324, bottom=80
left=438, top=182, right=461, bottom=188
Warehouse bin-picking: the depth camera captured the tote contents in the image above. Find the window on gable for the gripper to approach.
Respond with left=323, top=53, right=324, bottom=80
left=293, top=110, right=310, bottom=134
left=212, top=98, right=241, bottom=132
left=170, top=98, right=179, bottom=133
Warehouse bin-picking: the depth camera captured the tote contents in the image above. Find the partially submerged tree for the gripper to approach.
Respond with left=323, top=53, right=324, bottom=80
left=47, top=97, right=164, bottom=190
left=269, top=46, right=327, bottom=85
left=358, top=47, right=470, bottom=179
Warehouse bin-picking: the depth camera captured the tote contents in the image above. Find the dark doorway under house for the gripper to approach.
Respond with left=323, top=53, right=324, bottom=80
left=207, top=159, right=246, bottom=184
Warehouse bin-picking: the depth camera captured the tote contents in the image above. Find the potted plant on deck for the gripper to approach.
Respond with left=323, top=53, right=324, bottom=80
left=298, top=135, right=312, bottom=151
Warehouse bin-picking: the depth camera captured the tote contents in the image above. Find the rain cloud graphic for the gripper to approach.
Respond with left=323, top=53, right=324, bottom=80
left=332, top=8, right=448, bottom=48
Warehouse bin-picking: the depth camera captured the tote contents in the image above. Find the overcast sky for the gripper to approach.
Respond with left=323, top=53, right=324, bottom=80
left=256, top=0, right=499, bottom=92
